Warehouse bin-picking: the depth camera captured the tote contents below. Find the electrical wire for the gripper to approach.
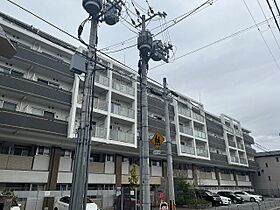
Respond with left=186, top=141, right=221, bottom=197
left=150, top=16, right=279, bottom=71
left=242, top=0, right=280, bottom=71
left=265, top=0, right=280, bottom=32
left=256, top=0, right=280, bottom=50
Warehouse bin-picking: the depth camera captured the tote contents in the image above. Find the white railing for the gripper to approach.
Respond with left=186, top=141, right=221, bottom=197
left=230, top=156, right=239, bottom=163
left=179, top=125, right=193, bottom=135
left=95, top=73, right=109, bottom=87
left=178, top=106, right=191, bottom=117
left=109, top=129, right=134, bottom=144
left=111, top=103, right=134, bottom=119
left=240, top=158, right=247, bottom=165
left=194, top=130, right=206, bottom=139
left=225, top=125, right=234, bottom=133
left=112, top=80, right=134, bottom=96
left=92, top=126, right=107, bottom=139
left=93, top=98, right=108, bottom=111
left=193, top=112, right=204, bottom=122
left=196, top=148, right=208, bottom=157
left=237, top=142, right=244, bottom=150
left=181, top=146, right=195, bottom=155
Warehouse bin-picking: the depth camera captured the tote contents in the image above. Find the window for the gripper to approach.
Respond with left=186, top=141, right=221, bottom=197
left=90, top=154, right=100, bottom=162
left=268, top=176, right=271, bottom=181
left=2, top=101, right=17, bottom=111
left=37, top=78, right=48, bottom=85
left=36, top=146, right=50, bottom=156
left=63, top=150, right=72, bottom=158
left=13, top=145, right=32, bottom=156
left=276, top=157, right=279, bottom=162
left=106, top=154, right=114, bottom=162
left=257, top=171, right=261, bottom=176
left=265, top=163, right=268, bottom=168
left=32, top=107, right=44, bottom=116
left=43, top=111, right=54, bottom=120
left=152, top=160, right=161, bottom=167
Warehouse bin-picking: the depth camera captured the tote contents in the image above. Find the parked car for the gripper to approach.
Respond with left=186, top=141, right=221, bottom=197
left=113, top=195, right=140, bottom=210
left=219, top=195, right=231, bottom=205
left=234, top=191, right=263, bottom=202
left=217, top=191, right=244, bottom=204
left=245, top=191, right=264, bottom=200
left=53, top=196, right=99, bottom=210
left=195, top=189, right=222, bottom=206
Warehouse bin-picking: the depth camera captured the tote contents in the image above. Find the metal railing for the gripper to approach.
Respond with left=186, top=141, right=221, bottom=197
left=93, top=98, right=108, bottom=111
left=240, top=157, right=248, bottom=165
left=178, top=106, right=191, bottom=117
left=196, top=148, right=208, bottom=157
left=112, top=80, right=134, bottom=96
left=230, top=156, right=239, bottom=163
left=109, top=129, right=134, bottom=144
left=111, top=104, right=134, bottom=119
left=225, top=125, right=234, bottom=133
left=181, top=146, right=195, bottom=155
left=95, top=73, right=109, bottom=87
left=179, top=125, right=193, bottom=135
left=193, top=112, right=204, bottom=122
left=194, top=130, right=206, bottom=139
left=228, top=140, right=236, bottom=147
left=92, top=126, right=107, bottom=139
left=237, top=142, right=245, bottom=150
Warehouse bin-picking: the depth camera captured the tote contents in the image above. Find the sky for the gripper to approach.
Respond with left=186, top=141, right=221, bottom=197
left=1, top=0, right=280, bottom=151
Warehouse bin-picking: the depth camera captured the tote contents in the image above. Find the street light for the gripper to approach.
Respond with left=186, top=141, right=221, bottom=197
left=0, top=25, right=16, bottom=59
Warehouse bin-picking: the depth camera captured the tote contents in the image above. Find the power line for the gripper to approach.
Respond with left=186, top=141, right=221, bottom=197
left=103, top=0, right=217, bottom=53
left=265, top=0, right=280, bottom=32
left=150, top=16, right=277, bottom=70
left=273, top=0, right=280, bottom=18
left=256, top=0, right=280, bottom=50
left=242, top=0, right=280, bottom=71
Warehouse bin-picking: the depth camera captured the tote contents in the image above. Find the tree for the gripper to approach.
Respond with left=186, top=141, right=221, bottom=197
left=128, top=164, right=139, bottom=189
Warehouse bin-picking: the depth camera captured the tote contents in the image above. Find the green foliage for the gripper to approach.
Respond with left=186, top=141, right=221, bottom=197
left=174, top=177, right=208, bottom=207
left=1, top=189, right=18, bottom=204
left=128, top=164, right=139, bottom=189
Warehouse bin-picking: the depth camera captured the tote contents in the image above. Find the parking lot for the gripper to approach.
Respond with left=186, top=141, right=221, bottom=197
left=174, top=198, right=280, bottom=210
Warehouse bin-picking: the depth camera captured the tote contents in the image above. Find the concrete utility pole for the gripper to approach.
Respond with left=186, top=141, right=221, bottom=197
left=138, top=14, right=151, bottom=210
left=163, top=78, right=176, bottom=210
left=69, top=1, right=122, bottom=210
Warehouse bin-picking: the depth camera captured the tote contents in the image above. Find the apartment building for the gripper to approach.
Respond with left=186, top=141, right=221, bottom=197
left=253, top=151, right=280, bottom=197
left=0, top=12, right=258, bottom=209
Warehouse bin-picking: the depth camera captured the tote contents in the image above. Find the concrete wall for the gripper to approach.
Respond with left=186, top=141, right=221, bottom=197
left=0, top=154, right=33, bottom=170
left=32, top=155, right=49, bottom=171
left=0, top=169, right=48, bottom=183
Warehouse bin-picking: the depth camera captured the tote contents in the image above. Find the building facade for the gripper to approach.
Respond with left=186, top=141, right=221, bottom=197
left=253, top=151, right=280, bottom=197
left=0, top=12, right=258, bottom=209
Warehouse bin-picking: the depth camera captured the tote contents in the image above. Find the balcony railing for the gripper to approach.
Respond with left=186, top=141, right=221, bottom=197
left=178, top=107, right=191, bottom=117
left=95, top=73, right=109, bottom=87
left=225, top=126, right=234, bottom=133
left=179, top=125, right=193, bottom=135
left=109, top=129, right=134, bottom=144
left=237, top=142, right=244, bottom=150
left=228, top=140, right=236, bottom=147
left=181, top=146, right=195, bottom=155
left=93, top=98, right=108, bottom=111
left=193, top=112, right=204, bottom=122
left=240, top=157, right=247, bottom=165
left=111, top=104, right=134, bottom=119
left=194, top=130, right=206, bottom=139
left=230, top=156, right=239, bottom=163
left=235, top=129, right=242, bottom=136
left=112, top=80, right=134, bottom=96
left=92, top=126, right=107, bottom=139
left=196, top=148, right=208, bottom=157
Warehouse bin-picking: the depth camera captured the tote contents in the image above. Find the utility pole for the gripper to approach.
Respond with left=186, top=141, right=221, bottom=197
left=137, top=10, right=171, bottom=209
left=163, top=78, right=176, bottom=210
left=69, top=1, right=122, bottom=210
left=138, top=14, right=151, bottom=210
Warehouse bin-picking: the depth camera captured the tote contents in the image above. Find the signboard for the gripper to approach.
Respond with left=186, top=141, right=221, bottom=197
left=153, top=150, right=161, bottom=155
left=151, top=131, right=165, bottom=149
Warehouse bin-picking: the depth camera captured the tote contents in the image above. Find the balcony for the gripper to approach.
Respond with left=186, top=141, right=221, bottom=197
left=235, top=129, right=242, bottom=137
left=0, top=109, right=67, bottom=136
left=95, top=73, right=109, bottom=87
left=240, top=157, right=247, bottom=165
left=230, top=156, right=239, bottom=163
left=93, top=98, right=108, bottom=111
left=193, top=112, right=204, bottom=123
left=112, top=80, right=134, bottom=96
left=181, top=146, right=195, bottom=155
left=243, top=133, right=254, bottom=144
left=237, top=142, right=244, bottom=150
left=0, top=154, right=33, bottom=170
left=196, top=148, right=208, bottom=157
left=194, top=130, right=206, bottom=139
left=0, top=72, right=71, bottom=105
left=111, top=104, right=134, bottom=119
left=92, top=126, right=107, bottom=139
left=109, top=129, right=134, bottom=144
left=225, top=126, right=234, bottom=133
left=178, top=107, right=191, bottom=118
left=228, top=140, right=236, bottom=147
left=206, top=118, right=224, bottom=136
left=179, top=125, right=193, bottom=135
